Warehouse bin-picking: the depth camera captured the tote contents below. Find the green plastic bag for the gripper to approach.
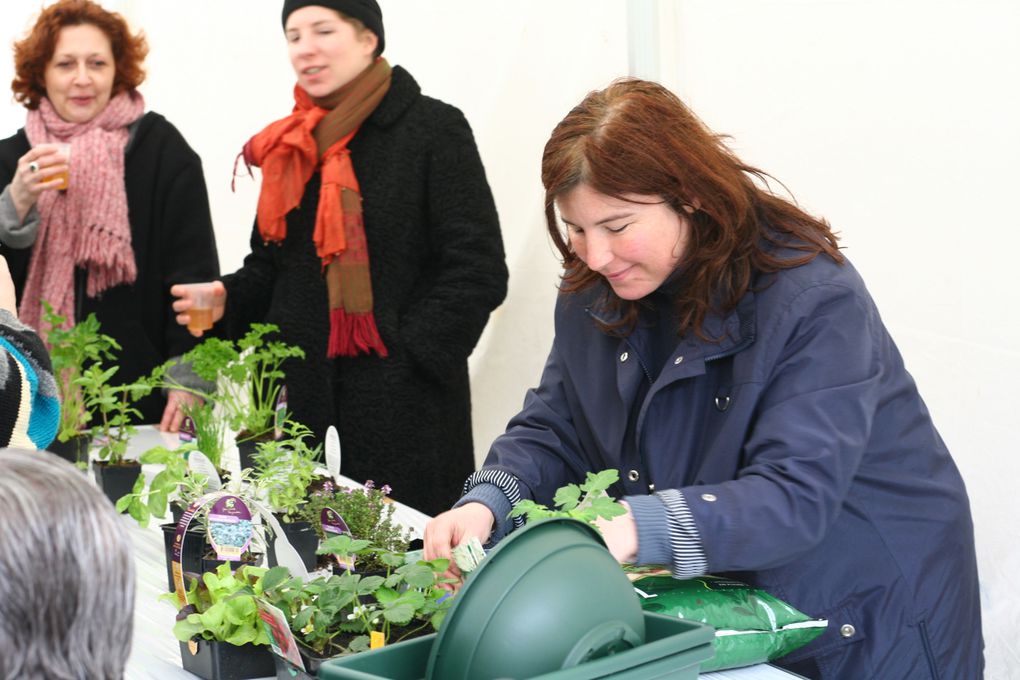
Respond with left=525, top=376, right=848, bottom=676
left=633, top=574, right=827, bottom=672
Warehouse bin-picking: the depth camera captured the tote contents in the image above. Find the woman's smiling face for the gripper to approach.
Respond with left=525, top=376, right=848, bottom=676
left=558, top=183, right=690, bottom=300
left=285, top=6, right=377, bottom=98
left=43, top=23, right=115, bottom=124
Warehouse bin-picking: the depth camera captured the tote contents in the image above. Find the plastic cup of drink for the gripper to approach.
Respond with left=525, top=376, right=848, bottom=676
left=187, top=286, right=215, bottom=332
left=53, top=143, right=71, bottom=191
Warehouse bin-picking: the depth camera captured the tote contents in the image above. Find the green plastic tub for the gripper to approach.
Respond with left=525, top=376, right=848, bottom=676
left=318, top=518, right=714, bottom=680
left=318, top=612, right=713, bottom=679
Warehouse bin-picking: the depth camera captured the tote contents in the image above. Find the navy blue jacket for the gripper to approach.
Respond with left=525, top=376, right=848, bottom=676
left=471, top=253, right=983, bottom=679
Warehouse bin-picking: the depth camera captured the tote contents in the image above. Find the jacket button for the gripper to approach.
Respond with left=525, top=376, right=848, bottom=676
left=627, top=469, right=640, bottom=482
left=674, top=356, right=684, bottom=364
left=620, top=352, right=629, bottom=363
left=700, top=493, right=717, bottom=502
left=840, top=624, right=856, bottom=638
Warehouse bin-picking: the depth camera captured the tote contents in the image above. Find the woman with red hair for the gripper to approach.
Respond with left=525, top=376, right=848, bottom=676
left=0, top=0, right=219, bottom=431
left=426, top=79, right=983, bottom=679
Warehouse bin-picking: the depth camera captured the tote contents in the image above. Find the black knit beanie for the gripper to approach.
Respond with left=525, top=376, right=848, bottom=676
left=282, top=0, right=385, bottom=55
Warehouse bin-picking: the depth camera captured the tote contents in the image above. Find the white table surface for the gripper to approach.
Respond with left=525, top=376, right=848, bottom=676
left=116, top=426, right=799, bottom=680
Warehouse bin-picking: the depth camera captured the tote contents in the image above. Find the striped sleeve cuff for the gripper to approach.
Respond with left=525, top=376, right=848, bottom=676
left=657, top=489, right=709, bottom=578
left=455, top=483, right=514, bottom=544
left=463, top=468, right=526, bottom=530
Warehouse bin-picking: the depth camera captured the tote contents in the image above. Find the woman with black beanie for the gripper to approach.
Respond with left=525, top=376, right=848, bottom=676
left=172, top=1, right=508, bottom=516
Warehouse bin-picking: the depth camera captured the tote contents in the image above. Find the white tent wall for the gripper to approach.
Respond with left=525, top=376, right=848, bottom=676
left=2, top=1, right=1017, bottom=676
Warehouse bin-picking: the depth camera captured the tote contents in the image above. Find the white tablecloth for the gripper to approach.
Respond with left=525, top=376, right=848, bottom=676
left=116, top=426, right=799, bottom=680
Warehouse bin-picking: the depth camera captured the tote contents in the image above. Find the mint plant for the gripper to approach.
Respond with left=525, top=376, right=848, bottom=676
left=77, top=362, right=164, bottom=465
left=508, top=469, right=628, bottom=527
left=40, top=302, right=118, bottom=445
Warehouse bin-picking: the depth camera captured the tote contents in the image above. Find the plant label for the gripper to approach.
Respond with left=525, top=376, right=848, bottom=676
left=207, top=495, right=254, bottom=561
left=188, top=451, right=222, bottom=491
left=257, top=599, right=305, bottom=670
left=322, top=507, right=355, bottom=571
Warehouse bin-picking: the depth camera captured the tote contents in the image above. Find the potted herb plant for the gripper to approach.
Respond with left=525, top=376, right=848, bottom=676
left=39, top=302, right=118, bottom=467
left=294, top=480, right=411, bottom=574
left=178, top=324, right=304, bottom=468
left=79, top=362, right=164, bottom=503
left=165, top=563, right=277, bottom=680
left=260, top=537, right=452, bottom=677
left=250, top=421, right=323, bottom=572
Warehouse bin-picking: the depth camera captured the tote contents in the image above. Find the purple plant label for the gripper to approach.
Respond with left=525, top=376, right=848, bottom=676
left=321, top=507, right=355, bottom=571
left=321, top=507, right=350, bottom=535
left=274, top=385, right=288, bottom=440
left=172, top=493, right=221, bottom=605
left=207, top=495, right=253, bottom=561
left=179, top=416, right=196, bottom=443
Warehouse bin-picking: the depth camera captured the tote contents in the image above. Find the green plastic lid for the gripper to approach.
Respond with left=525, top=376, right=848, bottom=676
left=426, top=518, right=646, bottom=680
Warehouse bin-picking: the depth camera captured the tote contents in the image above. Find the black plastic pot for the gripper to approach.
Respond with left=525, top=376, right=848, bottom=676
left=161, top=523, right=207, bottom=592
left=236, top=433, right=274, bottom=471
left=266, top=519, right=319, bottom=572
left=180, top=639, right=276, bottom=680
left=92, top=460, right=141, bottom=505
left=46, top=433, right=91, bottom=467
left=274, top=643, right=339, bottom=679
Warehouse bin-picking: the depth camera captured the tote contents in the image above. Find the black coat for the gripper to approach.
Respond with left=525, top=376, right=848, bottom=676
left=223, top=67, right=507, bottom=516
left=0, top=112, right=221, bottom=423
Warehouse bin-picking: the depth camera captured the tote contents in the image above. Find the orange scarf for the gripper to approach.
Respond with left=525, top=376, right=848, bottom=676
left=242, top=59, right=391, bottom=357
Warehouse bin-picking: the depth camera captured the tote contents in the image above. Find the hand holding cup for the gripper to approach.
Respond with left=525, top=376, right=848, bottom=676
left=170, top=281, right=226, bottom=336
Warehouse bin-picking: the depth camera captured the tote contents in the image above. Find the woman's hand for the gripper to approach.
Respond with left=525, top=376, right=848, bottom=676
left=0, top=256, right=16, bottom=315
left=159, top=389, right=202, bottom=433
left=170, top=281, right=226, bottom=337
left=9, top=145, right=68, bottom=222
left=424, top=502, right=495, bottom=589
left=594, top=501, right=639, bottom=564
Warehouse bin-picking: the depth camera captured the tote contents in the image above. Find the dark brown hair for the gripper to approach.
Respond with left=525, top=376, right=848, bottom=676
left=542, top=78, right=843, bottom=339
left=11, top=0, right=148, bottom=110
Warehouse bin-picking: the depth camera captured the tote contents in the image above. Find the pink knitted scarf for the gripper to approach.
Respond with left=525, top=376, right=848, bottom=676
left=20, top=90, right=144, bottom=330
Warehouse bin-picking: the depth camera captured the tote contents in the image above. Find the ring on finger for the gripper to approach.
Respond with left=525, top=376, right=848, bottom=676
left=28, top=161, right=39, bottom=173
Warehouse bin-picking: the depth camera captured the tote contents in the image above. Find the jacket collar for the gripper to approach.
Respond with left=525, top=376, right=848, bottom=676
left=584, top=283, right=757, bottom=363
left=365, top=65, right=420, bottom=129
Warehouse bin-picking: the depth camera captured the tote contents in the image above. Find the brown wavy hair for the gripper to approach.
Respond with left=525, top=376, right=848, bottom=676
left=11, top=0, right=148, bottom=110
left=542, top=78, right=843, bottom=339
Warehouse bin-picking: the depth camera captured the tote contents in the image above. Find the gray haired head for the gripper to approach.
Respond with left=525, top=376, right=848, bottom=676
left=0, top=449, right=135, bottom=680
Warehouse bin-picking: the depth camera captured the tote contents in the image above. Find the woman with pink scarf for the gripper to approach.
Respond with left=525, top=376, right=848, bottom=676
left=0, top=0, right=220, bottom=432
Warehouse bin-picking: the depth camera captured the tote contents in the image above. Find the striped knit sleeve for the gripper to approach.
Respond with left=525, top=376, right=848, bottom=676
left=462, top=468, right=527, bottom=531
left=657, top=488, right=709, bottom=578
left=0, top=309, right=59, bottom=449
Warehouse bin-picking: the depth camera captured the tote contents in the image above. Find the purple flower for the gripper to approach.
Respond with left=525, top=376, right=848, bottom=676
left=381, top=485, right=392, bottom=496
left=364, top=480, right=375, bottom=490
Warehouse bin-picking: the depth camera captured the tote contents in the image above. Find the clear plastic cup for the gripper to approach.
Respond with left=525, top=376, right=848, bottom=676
left=52, top=143, right=71, bottom=191
left=187, top=285, right=215, bottom=332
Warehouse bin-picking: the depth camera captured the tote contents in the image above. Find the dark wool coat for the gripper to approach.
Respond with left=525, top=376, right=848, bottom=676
left=223, top=66, right=508, bottom=516
left=0, top=112, right=221, bottom=424
left=480, top=253, right=982, bottom=679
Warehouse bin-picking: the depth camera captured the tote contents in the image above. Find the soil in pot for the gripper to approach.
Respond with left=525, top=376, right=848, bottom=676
left=92, top=460, right=141, bottom=505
